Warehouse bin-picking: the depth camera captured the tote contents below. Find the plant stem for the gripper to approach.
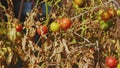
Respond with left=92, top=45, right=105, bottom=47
left=45, top=1, right=48, bottom=18
left=18, top=0, right=24, bottom=20
left=71, top=0, right=112, bottom=20
left=35, top=0, right=39, bottom=7
left=0, top=4, right=6, bottom=11
left=44, top=0, right=49, bottom=26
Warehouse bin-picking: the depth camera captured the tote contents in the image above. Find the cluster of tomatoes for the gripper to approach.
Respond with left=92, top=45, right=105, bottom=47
left=12, top=17, right=72, bottom=36
left=99, top=8, right=120, bottom=30
left=105, top=56, right=120, bottom=68
left=7, top=23, right=23, bottom=42
left=37, top=17, right=72, bottom=35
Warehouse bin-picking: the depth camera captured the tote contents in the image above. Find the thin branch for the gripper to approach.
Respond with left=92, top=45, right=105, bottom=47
left=70, top=0, right=119, bottom=20
left=18, top=0, right=24, bottom=20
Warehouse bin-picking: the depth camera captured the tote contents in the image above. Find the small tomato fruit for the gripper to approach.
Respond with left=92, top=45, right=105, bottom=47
left=117, top=9, right=120, bottom=17
left=105, top=56, right=117, bottom=68
left=60, top=17, right=72, bottom=30
left=37, top=25, right=48, bottom=35
left=16, top=24, right=23, bottom=32
left=100, top=20, right=113, bottom=30
left=73, top=0, right=84, bottom=6
left=16, top=32, right=22, bottom=38
left=50, top=22, right=60, bottom=32
left=101, top=10, right=112, bottom=21
left=100, top=20, right=109, bottom=30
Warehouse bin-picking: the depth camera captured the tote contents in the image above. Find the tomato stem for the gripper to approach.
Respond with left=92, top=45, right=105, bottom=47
left=81, top=15, right=85, bottom=37
left=35, top=0, right=40, bottom=7
left=18, top=0, right=24, bottom=20
left=44, top=0, right=61, bottom=26
left=0, top=4, right=6, bottom=11
left=45, top=0, right=48, bottom=19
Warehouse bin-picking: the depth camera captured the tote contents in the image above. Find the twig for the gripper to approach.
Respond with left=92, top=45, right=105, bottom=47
left=18, top=0, right=24, bottom=20
left=70, top=30, right=92, bottom=44
left=62, top=39, right=70, bottom=54
left=111, top=0, right=120, bottom=8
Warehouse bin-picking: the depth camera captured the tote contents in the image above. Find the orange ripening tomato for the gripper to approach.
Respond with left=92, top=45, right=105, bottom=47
left=60, top=17, right=72, bottom=30
left=37, top=25, right=48, bottom=35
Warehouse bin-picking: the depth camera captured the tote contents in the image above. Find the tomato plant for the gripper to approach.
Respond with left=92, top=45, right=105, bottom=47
left=101, top=10, right=112, bottom=21
left=37, top=25, right=48, bottom=35
left=60, top=17, right=72, bottom=30
left=16, top=24, right=23, bottom=32
left=105, top=57, right=117, bottom=68
left=73, top=0, right=84, bottom=6
left=50, top=22, right=60, bottom=32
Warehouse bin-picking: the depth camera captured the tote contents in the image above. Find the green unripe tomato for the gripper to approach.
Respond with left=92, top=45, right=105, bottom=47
left=117, top=63, right=120, bottom=68
left=100, top=21, right=109, bottom=30
left=117, top=9, right=120, bottom=17
left=50, top=22, right=60, bottom=32
left=16, top=32, right=22, bottom=37
left=100, top=20, right=113, bottom=30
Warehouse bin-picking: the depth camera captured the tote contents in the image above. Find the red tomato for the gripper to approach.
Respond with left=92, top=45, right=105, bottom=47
left=16, top=24, right=23, bottom=32
left=60, top=17, right=72, bottom=30
left=101, top=11, right=112, bottom=21
left=37, top=25, right=48, bottom=35
left=105, top=56, right=117, bottom=68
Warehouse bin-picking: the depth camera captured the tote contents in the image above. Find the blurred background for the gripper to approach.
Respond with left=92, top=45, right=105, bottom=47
left=0, top=0, right=51, bottom=22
